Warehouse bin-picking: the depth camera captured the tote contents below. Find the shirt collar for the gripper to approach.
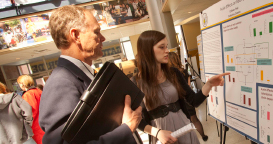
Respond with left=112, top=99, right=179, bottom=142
left=60, top=55, right=95, bottom=80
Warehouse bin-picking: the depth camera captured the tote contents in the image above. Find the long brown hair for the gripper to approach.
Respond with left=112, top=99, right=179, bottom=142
left=168, top=52, right=184, bottom=74
left=135, top=30, right=185, bottom=109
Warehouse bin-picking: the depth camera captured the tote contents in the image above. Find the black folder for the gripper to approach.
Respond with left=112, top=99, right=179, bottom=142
left=61, top=62, right=144, bottom=144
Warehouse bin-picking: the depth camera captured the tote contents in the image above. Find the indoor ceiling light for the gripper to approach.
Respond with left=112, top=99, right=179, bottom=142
left=16, top=58, right=20, bottom=60
left=188, top=12, right=192, bottom=13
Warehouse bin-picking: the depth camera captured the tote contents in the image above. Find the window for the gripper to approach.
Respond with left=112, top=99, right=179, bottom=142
left=35, top=77, right=45, bottom=85
left=120, top=37, right=135, bottom=60
left=175, top=25, right=188, bottom=59
left=114, top=59, right=122, bottom=63
left=18, top=64, right=32, bottom=75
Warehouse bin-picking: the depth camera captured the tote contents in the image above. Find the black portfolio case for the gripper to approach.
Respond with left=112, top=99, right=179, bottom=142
left=61, top=62, right=144, bottom=144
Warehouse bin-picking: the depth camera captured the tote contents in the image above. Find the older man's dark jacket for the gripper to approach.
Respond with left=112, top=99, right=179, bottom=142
left=39, top=57, right=136, bottom=144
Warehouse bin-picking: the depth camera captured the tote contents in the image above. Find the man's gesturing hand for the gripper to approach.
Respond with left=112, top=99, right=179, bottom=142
left=122, top=95, right=142, bottom=133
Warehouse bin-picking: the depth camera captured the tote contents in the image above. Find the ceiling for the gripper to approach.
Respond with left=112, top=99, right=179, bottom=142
left=0, top=0, right=220, bottom=66
left=168, top=0, right=220, bottom=25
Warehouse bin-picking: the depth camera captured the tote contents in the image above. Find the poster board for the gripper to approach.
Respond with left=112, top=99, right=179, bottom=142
left=197, top=34, right=206, bottom=83
left=200, top=0, right=273, bottom=143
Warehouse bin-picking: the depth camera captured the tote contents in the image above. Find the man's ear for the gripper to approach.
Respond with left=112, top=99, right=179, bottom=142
left=70, top=28, right=80, bottom=44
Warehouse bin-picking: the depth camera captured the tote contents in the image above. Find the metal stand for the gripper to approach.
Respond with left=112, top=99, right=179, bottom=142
left=223, top=125, right=227, bottom=144
left=216, top=121, right=219, bottom=137
left=218, top=123, right=228, bottom=144
left=206, top=101, right=207, bottom=121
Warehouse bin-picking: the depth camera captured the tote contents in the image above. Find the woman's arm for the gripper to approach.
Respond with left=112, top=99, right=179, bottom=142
left=173, top=68, right=207, bottom=106
left=187, top=76, right=191, bottom=86
left=144, top=125, right=177, bottom=144
left=144, top=125, right=160, bottom=137
left=173, top=67, right=230, bottom=107
left=201, top=73, right=230, bottom=96
left=137, top=101, right=177, bottom=144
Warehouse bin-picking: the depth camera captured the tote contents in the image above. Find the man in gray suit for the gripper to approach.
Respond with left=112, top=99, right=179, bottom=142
left=39, top=5, right=142, bottom=144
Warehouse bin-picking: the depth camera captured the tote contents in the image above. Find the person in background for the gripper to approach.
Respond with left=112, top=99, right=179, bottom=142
left=120, top=3, right=127, bottom=16
left=135, top=6, right=144, bottom=18
left=91, top=9, right=101, bottom=22
left=168, top=52, right=190, bottom=85
left=124, top=4, right=133, bottom=19
left=39, top=5, right=142, bottom=144
left=132, top=30, right=229, bottom=144
left=103, top=7, right=116, bottom=26
left=127, top=1, right=135, bottom=18
left=0, top=82, right=33, bottom=144
left=139, top=0, right=147, bottom=15
left=168, top=52, right=208, bottom=141
left=132, top=0, right=138, bottom=11
left=109, top=4, right=115, bottom=16
left=4, top=30, right=13, bottom=47
left=36, top=84, right=44, bottom=91
left=17, top=75, right=44, bottom=144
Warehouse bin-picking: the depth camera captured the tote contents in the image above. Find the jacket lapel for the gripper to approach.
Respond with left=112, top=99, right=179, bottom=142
left=57, top=57, right=92, bottom=89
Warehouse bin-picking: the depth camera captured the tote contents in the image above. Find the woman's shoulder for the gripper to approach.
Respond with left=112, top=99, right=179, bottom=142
left=170, top=67, right=179, bottom=72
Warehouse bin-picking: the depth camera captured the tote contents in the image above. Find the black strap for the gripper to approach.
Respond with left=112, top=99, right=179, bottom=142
left=9, top=93, right=18, bottom=103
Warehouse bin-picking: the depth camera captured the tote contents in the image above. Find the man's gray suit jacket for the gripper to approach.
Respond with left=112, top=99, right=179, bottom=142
left=39, top=57, right=136, bottom=144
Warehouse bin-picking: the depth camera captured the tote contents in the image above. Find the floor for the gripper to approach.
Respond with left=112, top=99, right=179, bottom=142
left=138, top=100, right=253, bottom=144
left=194, top=101, right=251, bottom=144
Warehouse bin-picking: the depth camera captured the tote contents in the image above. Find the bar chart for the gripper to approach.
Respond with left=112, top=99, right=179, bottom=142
left=226, top=55, right=235, bottom=64
left=260, top=126, right=271, bottom=144
left=240, top=93, right=253, bottom=107
left=258, top=86, right=273, bottom=144
left=206, top=74, right=226, bottom=122
left=251, top=7, right=273, bottom=38
left=256, top=66, right=273, bottom=84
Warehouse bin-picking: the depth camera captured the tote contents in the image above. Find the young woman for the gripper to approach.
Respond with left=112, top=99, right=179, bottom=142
left=168, top=52, right=208, bottom=141
left=17, top=75, right=45, bottom=144
left=132, top=30, right=229, bottom=144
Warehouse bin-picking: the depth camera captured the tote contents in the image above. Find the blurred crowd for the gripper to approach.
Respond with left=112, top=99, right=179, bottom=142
left=0, top=16, right=50, bottom=50
left=91, top=0, right=148, bottom=27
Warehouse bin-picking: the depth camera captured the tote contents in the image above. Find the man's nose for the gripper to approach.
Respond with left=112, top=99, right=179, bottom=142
left=101, top=34, right=106, bottom=42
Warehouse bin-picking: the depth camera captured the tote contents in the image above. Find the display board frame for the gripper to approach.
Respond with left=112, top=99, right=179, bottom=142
left=200, top=1, right=273, bottom=143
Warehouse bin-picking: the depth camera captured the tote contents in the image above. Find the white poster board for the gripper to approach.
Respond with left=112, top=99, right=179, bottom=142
left=200, top=0, right=273, bottom=143
left=197, top=34, right=206, bottom=82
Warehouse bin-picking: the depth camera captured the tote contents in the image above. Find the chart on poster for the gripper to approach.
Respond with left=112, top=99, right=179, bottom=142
left=258, top=85, right=273, bottom=143
left=200, top=0, right=273, bottom=143
left=206, top=74, right=226, bottom=123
